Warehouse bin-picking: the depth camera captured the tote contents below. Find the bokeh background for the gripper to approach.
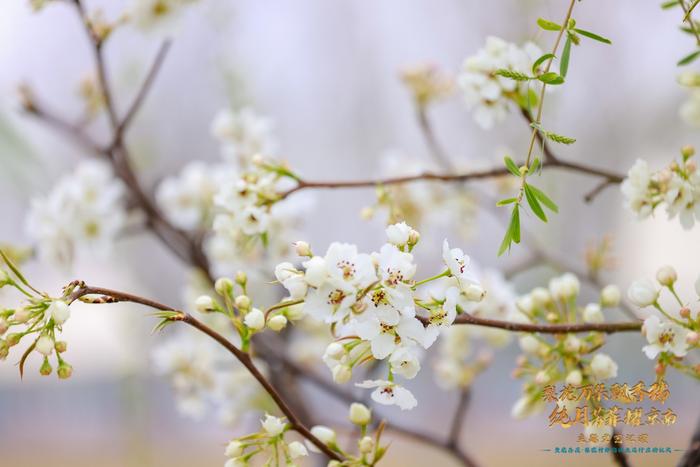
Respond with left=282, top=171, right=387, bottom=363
left=0, top=0, right=699, bottom=466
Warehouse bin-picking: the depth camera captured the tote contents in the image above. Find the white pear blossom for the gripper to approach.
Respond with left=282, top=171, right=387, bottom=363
left=288, top=441, right=308, bottom=459
left=261, top=414, right=285, bottom=436
left=583, top=303, right=604, bottom=324
left=388, top=346, right=421, bottom=379
left=442, top=240, right=481, bottom=293
left=627, top=279, right=659, bottom=307
left=642, top=315, right=690, bottom=359
left=48, top=300, right=70, bottom=325
left=129, top=0, right=199, bottom=36
left=589, top=353, right=618, bottom=380
left=26, top=160, right=126, bottom=266
left=458, top=36, right=542, bottom=129
left=243, top=308, right=265, bottom=331
left=621, top=159, right=654, bottom=219
left=354, top=313, right=426, bottom=359
left=211, top=107, right=276, bottom=164
left=355, top=380, right=417, bottom=410
left=385, top=222, right=412, bottom=247
left=35, top=335, right=54, bottom=356
left=600, top=285, right=621, bottom=308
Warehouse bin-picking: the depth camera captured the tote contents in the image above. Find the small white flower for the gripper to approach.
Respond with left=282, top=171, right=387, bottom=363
left=302, top=256, right=328, bottom=288
left=385, top=222, right=412, bottom=246
left=656, top=265, right=678, bottom=287
left=549, top=273, right=580, bottom=301
left=583, top=303, right=604, bottom=324
left=35, top=335, right=54, bottom=356
left=388, top=346, right=421, bottom=379
left=348, top=402, right=371, bottom=425
left=310, top=425, right=336, bottom=445
left=442, top=240, right=481, bottom=292
left=225, top=440, right=243, bottom=458
left=211, top=107, right=276, bottom=164
left=274, top=262, right=308, bottom=300
left=261, top=414, right=285, bottom=436
left=224, top=458, right=246, bottom=467
left=518, top=335, right=540, bottom=354
left=288, top=441, right=308, bottom=459
left=566, top=369, right=583, bottom=386
left=627, top=279, right=659, bottom=307
left=600, top=285, right=621, bottom=308
left=642, top=315, right=690, bottom=359
left=563, top=335, right=581, bottom=353
left=621, top=159, right=654, bottom=220
left=195, top=295, right=214, bottom=313
left=355, top=379, right=417, bottom=410
left=589, top=353, right=618, bottom=380
left=267, top=315, right=288, bottom=332
left=354, top=314, right=426, bottom=359
left=243, top=308, right=265, bottom=331
left=48, top=300, right=70, bottom=325
left=293, top=241, right=312, bottom=257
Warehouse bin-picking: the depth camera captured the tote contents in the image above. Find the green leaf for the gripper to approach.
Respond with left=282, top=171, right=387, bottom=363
left=530, top=157, right=541, bottom=174
left=515, top=88, right=539, bottom=111
left=530, top=123, right=576, bottom=145
left=0, top=249, right=32, bottom=290
left=496, top=197, right=518, bottom=206
left=504, top=156, right=521, bottom=176
left=537, top=18, right=562, bottom=31
left=524, top=184, right=547, bottom=222
left=527, top=184, right=559, bottom=213
left=572, top=28, right=612, bottom=45
left=560, top=36, right=572, bottom=78
left=661, top=0, right=680, bottom=8
left=684, top=0, right=700, bottom=20
left=532, top=53, right=556, bottom=75
left=497, top=229, right=512, bottom=257
left=494, top=69, right=532, bottom=81
left=678, top=50, right=700, bottom=66
left=537, top=72, right=565, bottom=85
left=511, top=205, right=521, bottom=243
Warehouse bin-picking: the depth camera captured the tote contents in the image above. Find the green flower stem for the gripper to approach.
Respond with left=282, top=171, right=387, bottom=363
left=412, top=270, right=450, bottom=289
left=653, top=302, right=686, bottom=326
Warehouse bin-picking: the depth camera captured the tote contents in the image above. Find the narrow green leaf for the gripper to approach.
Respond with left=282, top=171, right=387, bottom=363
left=530, top=157, right=541, bottom=174
left=537, top=18, right=562, bottom=31
left=511, top=205, right=521, bottom=243
left=496, top=197, right=518, bottom=207
left=684, top=0, right=700, bottom=20
left=661, top=0, right=680, bottom=8
left=497, top=228, right=512, bottom=257
left=524, top=184, right=547, bottom=222
left=537, top=72, right=565, bottom=85
left=532, top=53, right=556, bottom=75
left=0, top=249, right=31, bottom=290
left=560, top=36, right=572, bottom=78
left=494, top=69, right=532, bottom=81
left=504, top=156, right=520, bottom=176
left=678, top=49, right=700, bottom=66
left=545, top=131, right=576, bottom=145
left=573, top=28, right=612, bottom=45
left=528, top=184, right=559, bottom=213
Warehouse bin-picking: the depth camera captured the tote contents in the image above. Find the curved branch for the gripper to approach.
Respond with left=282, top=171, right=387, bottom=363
left=66, top=284, right=342, bottom=462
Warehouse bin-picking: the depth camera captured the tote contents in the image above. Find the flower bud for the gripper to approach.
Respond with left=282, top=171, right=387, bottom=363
left=293, top=241, right=312, bottom=257
left=534, top=370, right=550, bottom=385
left=0, top=317, right=8, bottom=335
left=518, top=335, right=540, bottom=354
left=682, top=144, right=696, bottom=159
left=235, top=295, right=251, bottom=311
left=195, top=295, right=214, bottom=313
left=215, top=278, right=234, bottom=296
left=563, top=335, right=581, bottom=353
left=349, top=402, right=371, bottom=425
left=57, top=361, right=73, bottom=379
left=225, top=440, right=243, bottom=458
left=627, top=279, right=659, bottom=307
left=40, top=357, right=52, bottom=376
left=516, top=295, right=535, bottom=314
left=358, top=436, right=374, bottom=454
left=385, top=222, right=412, bottom=246
left=325, top=342, right=345, bottom=360
left=360, top=207, right=374, bottom=220
left=590, top=353, right=618, bottom=380
left=680, top=307, right=692, bottom=319
left=285, top=303, right=305, bottom=321
left=530, top=287, right=551, bottom=307
left=600, top=285, right=621, bottom=308
left=54, top=341, right=67, bottom=353
left=243, top=308, right=265, bottom=331
left=0, top=340, right=8, bottom=360
left=310, top=426, right=336, bottom=445
left=464, top=284, right=485, bottom=302
left=13, top=307, right=31, bottom=324
left=235, top=271, right=247, bottom=287
left=267, top=315, right=288, bottom=332
left=35, top=335, right=54, bottom=356
left=48, top=300, right=70, bottom=325
left=6, top=333, right=20, bottom=347
left=656, top=265, right=677, bottom=287
left=565, top=369, right=583, bottom=386
left=583, top=303, right=604, bottom=323
left=261, top=414, right=285, bottom=436
left=332, top=364, right=352, bottom=384
left=407, top=229, right=420, bottom=247
left=687, top=331, right=700, bottom=345
left=288, top=441, right=308, bottom=459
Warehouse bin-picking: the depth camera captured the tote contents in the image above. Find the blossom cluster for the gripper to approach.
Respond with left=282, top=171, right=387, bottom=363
left=621, top=146, right=700, bottom=229
left=458, top=36, right=542, bottom=129
left=627, top=266, right=700, bottom=379
left=26, top=159, right=127, bottom=267
left=510, top=273, right=622, bottom=419
left=271, top=223, right=485, bottom=410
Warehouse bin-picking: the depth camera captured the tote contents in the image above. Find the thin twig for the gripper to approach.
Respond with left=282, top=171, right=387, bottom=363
left=67, top=285, right=342, bottom=462
left=441, top=313, right=641, bottom=334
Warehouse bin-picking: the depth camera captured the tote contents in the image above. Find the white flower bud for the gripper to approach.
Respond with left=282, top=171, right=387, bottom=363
left=332, top=364, right=352, bottom=384
left=310, top=426, right=336, bottom=445
left=600, top=285, right=621, bottom=308
left=235, top=271, right=247, bottom=287
left=48, top=300, right=70, bottom=325
left=583, top=303, right=604, bottom=323
left=224, top=458, right=246, bottom=467
left=303, top=256, right=327, bottom=288
left=518, top=335, right=540, bottom=354
left=516, top=295, right=535, bottom=314
left=225, top=440, right=243, bottom=458
left=565, top=369, right=583, bottom=386
left=244, top=308, right=265, bottom=331
left=267, top=315, right=288, bottom=332
left=590, top=353, right=618, bottom=380
left=534, top=370, right=550, bottom=385
left=687, top=331, right=700, bottom=345
left=325, top=342, right=345, bottom=360
left=0, top=317, right=8, bottom=335
left=261, top=414, right=285, bottom=436
left=463, top=283, right=485, bottom=301
left=560, top=273, right=580, bottom=299
left=293, top=241, right=312, bottom=257
left=563, top=335, right=581, bottom=353
left=13, top=307, right=31, bottom=324
left=407, top=229, right=420, bottom=246
left=385, top=222, right=412, bottom=246
left=627, top=279, right=659, bottom=307
left=656, top=265, right=677, bottom=287
left=288, top=441, right=308, bottom=459
left=349, top=402, right=371, bottom=425
left=215, top=278, right=234, bottom=296
left=235, top=295, right=251, bottom=311
left=195, top=295, right=214, bottom=313
left=35, top=335, right=54, bottom=356
left=530, top=287, right=551, bottom=307
left=285, top=303, right=305, bottom=321
left=358, top=436, right=374, bottom=454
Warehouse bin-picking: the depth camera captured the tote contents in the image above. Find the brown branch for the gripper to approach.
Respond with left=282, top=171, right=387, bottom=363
left=678, top=417, right=700, bottom=467
left=66, top=284, right=342, bottom=462
left=610, top=429, right=631, bottom=467
left=431, top=312, right=641, bottom=334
